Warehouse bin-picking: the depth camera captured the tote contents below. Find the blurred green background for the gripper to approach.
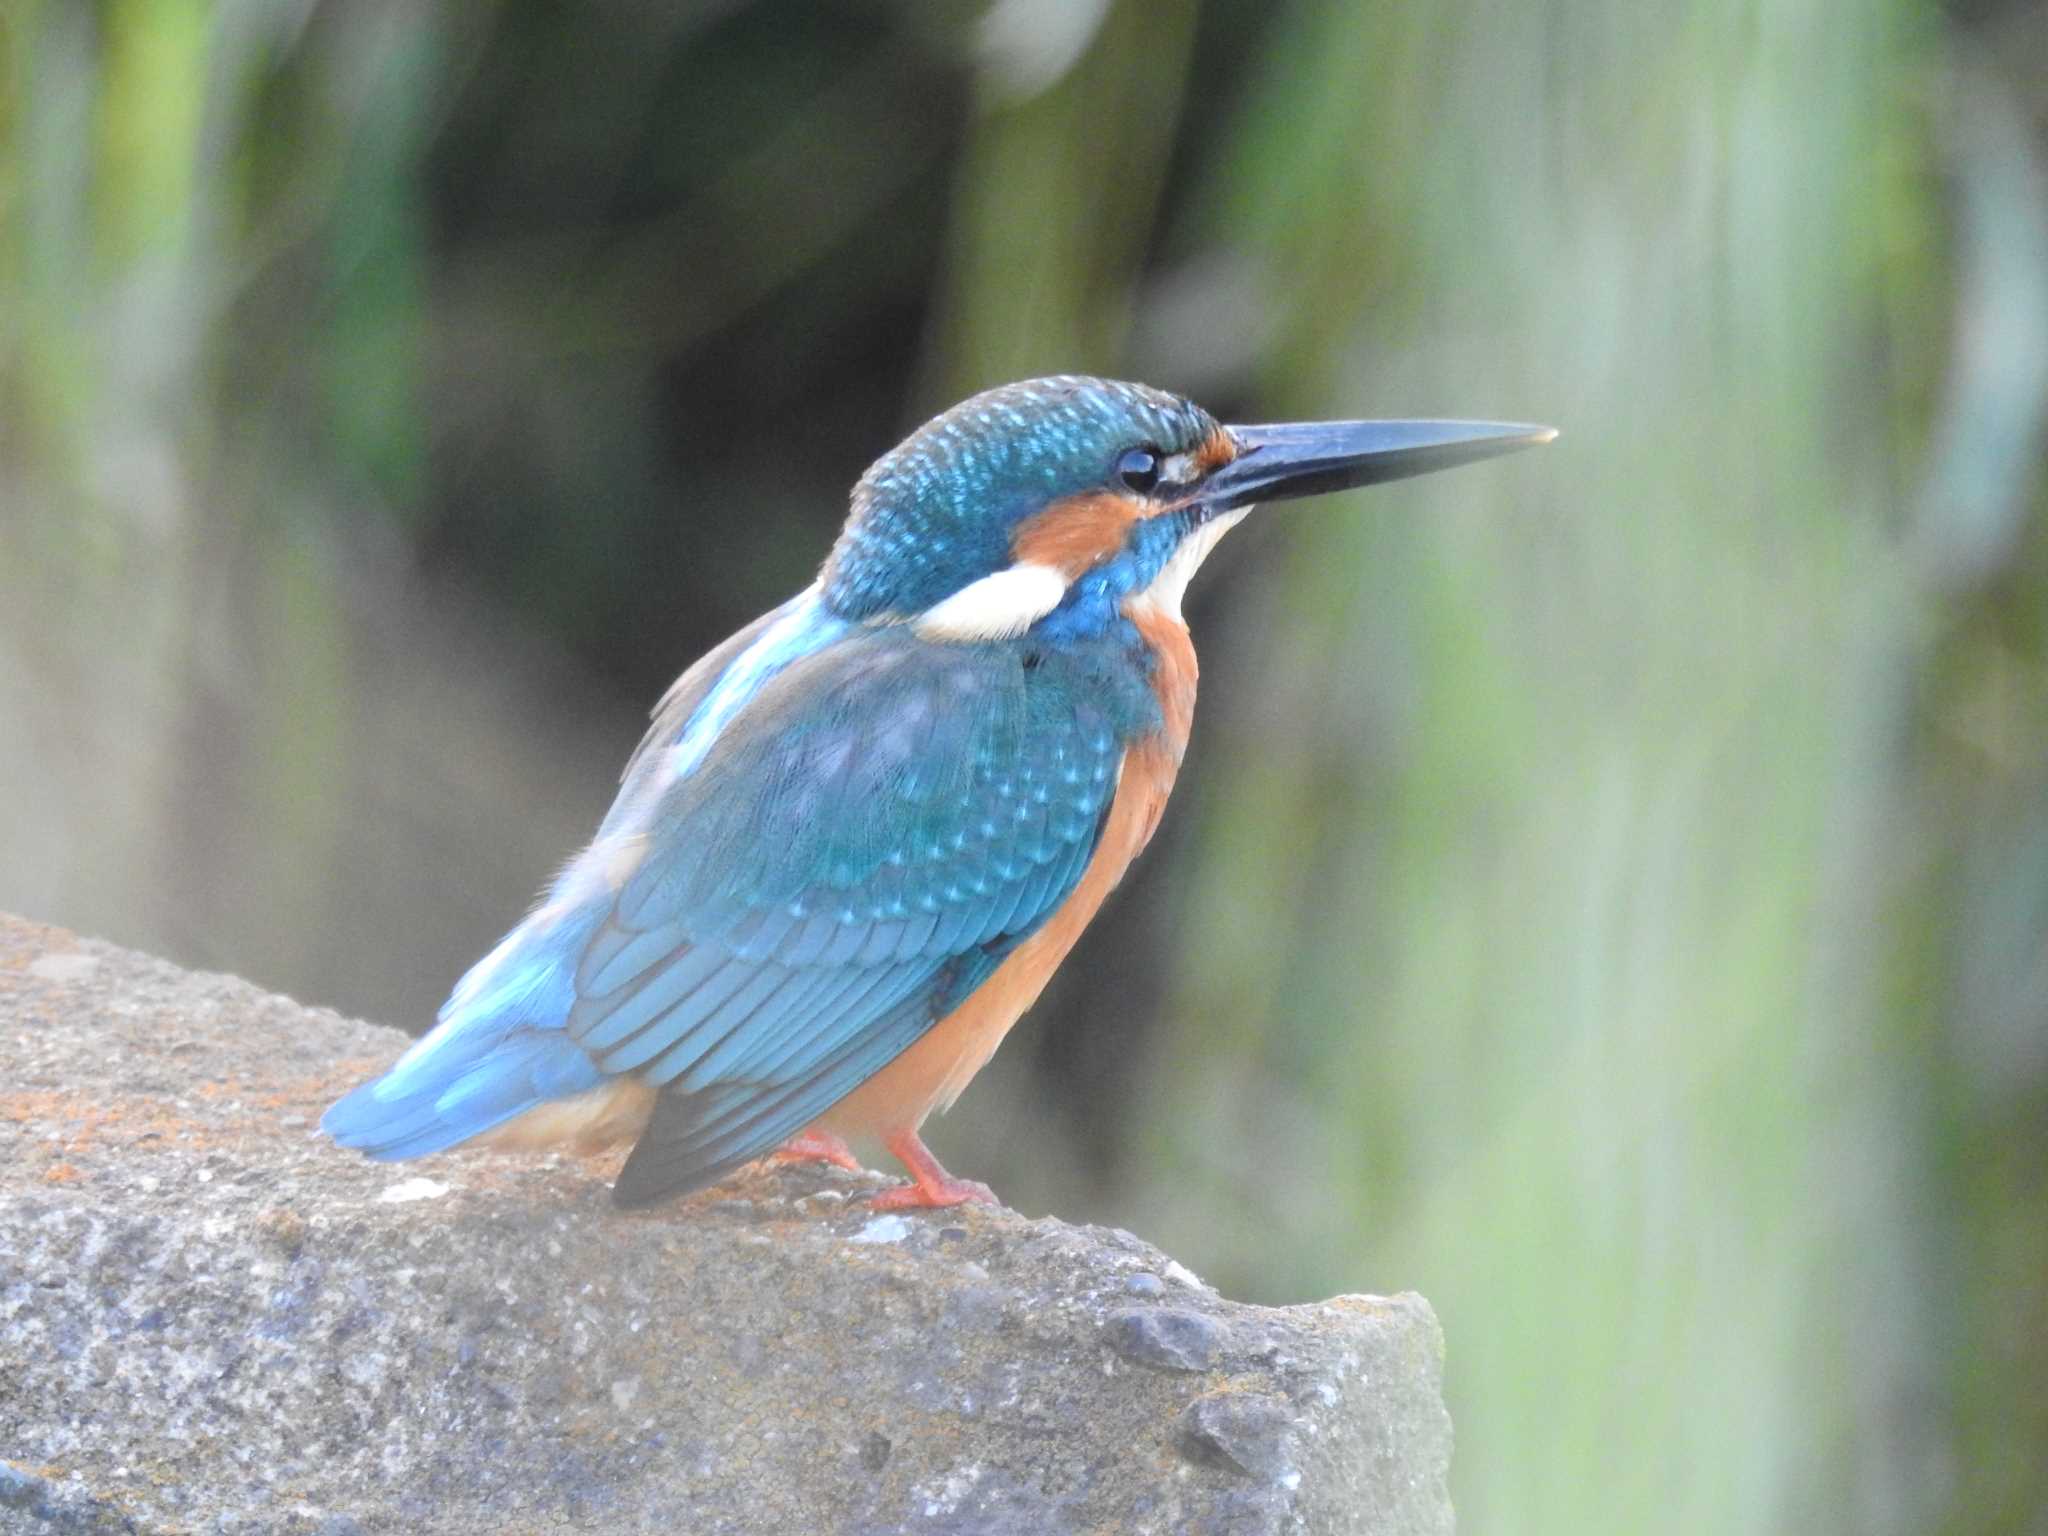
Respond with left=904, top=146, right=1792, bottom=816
left=4, top=1, right=2046, bottom=1530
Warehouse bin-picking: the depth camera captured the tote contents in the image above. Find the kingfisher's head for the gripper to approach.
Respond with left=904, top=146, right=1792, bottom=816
left=820, top=375, right=1552, bottom=644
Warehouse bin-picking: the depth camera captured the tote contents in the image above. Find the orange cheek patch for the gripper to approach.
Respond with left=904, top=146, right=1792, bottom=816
left=1011, top=492, right=1145, bottom=577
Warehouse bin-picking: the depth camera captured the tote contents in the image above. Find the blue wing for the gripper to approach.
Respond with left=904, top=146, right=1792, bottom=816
left=325, top=606, right=1159, bottom=1206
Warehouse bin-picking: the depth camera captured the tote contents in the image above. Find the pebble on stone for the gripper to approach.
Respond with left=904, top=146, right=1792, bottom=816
left=1178, top=1389, right=1302, bottom=1484
left=1103, top=1306, right=1224, bottom=1372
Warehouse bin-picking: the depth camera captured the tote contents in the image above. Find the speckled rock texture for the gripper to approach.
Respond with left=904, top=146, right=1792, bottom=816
left=0, top=914, right=1453, bottom=1535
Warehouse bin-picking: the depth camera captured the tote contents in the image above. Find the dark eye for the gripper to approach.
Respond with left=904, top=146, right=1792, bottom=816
left=1116, top=446, right=1161, bottom=493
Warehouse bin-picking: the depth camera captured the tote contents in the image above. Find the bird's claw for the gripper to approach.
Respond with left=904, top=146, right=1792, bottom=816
left=866, top=1175, right=997, bottom=1212
left=768, top=1130, right=867, bottom=1174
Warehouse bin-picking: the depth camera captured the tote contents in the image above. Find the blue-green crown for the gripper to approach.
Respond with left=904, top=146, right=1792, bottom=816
left=821, top=376, right=1220, bottom=620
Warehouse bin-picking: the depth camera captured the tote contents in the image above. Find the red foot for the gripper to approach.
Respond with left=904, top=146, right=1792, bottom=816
left=769, top=1129, right=866, bottom=1174
left=866, top=1127, right=998, bottom=1211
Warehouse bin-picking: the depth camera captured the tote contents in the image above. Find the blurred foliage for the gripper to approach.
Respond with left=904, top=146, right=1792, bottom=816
left=3, top=1, right=2045, bottom=1531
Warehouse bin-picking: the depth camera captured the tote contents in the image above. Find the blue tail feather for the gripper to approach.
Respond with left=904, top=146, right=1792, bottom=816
left=322, top=1029, right=605, bottom=1159
left=322, top=906, right=602, bottom=1160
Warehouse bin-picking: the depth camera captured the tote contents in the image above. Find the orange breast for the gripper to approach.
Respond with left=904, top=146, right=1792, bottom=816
left=822, top=604, right=1199, bottom=1135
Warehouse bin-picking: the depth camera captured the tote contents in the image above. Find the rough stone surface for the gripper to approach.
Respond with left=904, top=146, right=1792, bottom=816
left=0, top=914, right=1454, bottom=1534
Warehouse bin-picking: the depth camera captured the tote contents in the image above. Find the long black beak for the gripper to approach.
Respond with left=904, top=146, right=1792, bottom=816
left=1205, top=419, right=1556, bottom=510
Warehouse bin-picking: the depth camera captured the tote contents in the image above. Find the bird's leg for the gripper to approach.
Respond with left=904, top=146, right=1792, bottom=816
left=769, top=1129, right=866, bottom=1174
left=868, top=1126, right=997, bottom=1211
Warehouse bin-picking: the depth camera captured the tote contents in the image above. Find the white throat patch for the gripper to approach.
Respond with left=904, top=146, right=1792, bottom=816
left=1133, top=509, right=1248, bottom=622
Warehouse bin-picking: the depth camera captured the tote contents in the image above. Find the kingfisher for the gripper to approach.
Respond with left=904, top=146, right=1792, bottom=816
left=324, top=377, right=1552, bottom=1210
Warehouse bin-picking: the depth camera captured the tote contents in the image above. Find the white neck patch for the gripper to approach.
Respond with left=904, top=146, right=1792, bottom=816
left=1132, top=509, right=1248, bottom=622
left=914, top=561, right=1069, bottom=643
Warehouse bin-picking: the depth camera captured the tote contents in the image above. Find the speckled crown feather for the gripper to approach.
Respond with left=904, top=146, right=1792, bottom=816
left=820, top=376, right=1220, bottom=621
